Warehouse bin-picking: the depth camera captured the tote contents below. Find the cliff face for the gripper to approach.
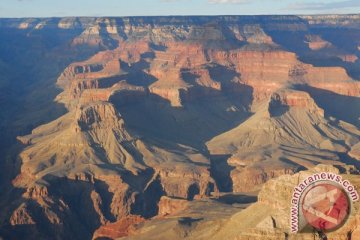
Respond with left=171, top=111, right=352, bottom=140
left=0, top=15, right=359, bottom=240
left=120, top=165, right=360, bottom=240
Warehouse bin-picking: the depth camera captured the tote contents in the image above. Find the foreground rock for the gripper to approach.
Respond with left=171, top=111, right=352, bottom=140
left=122, top=165, right=360, bottom=240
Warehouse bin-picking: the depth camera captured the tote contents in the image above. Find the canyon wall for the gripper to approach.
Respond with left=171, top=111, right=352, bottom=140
left=0, top=15, right=359, bottom=240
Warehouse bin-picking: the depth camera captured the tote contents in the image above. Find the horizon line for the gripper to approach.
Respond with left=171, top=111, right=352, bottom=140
left=1, top=13, right=359, bottom=19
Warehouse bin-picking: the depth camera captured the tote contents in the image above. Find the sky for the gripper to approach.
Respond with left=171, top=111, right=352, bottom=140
left=0, top=0, right=359, bottom=18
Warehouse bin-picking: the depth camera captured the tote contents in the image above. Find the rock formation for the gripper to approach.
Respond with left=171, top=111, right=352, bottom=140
left=123, top=165, right=360, bottom=240
left=0, top=15, right=359, bottom=240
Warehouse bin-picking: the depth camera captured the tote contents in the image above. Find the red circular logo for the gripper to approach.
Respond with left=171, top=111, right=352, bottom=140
left=301, top=183, right=350, bottom=231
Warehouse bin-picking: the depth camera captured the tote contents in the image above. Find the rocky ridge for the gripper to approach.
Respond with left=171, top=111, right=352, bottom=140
left=120, top=165, right=360, bottom=240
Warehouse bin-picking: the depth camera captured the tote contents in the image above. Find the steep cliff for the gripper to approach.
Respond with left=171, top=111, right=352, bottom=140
left=121, top=165, right=360, bottom=240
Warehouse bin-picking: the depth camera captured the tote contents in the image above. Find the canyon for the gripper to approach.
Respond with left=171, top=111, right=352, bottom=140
left=0, top=15, right=359, bottom=240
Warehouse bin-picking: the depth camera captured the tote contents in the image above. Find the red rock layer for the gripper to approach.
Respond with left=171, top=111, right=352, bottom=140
left=92, top=215, right=144, bottom=240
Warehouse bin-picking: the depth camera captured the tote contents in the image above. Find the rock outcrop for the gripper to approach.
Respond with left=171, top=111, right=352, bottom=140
left=123, top=165, right=360, bottom=240
left=158, top=196, right=190, bottom=216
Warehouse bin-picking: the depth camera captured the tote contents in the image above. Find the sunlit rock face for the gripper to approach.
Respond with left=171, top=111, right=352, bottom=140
left=0, top=15, right=359, bottom=240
